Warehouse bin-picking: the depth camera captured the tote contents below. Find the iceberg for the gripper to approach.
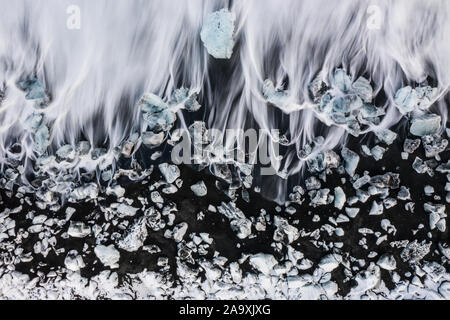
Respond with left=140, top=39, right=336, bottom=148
left=200, top=9, right=235, bottom=59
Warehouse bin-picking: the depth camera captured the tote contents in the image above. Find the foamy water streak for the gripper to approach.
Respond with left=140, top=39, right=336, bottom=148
left=0, top=0, right=448, bottom=202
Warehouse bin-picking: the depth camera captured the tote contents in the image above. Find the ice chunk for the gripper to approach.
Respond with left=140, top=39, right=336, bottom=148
left=159, top=163, right=180, bottom=184
left=369, top=201, right=384, bottom=215
left=422, top=135, right=448, bottom=158
left=375, top=129, right=397, bottom=145
left=334, top=187, right=346, bottom=210
left=33, top=125, right=50, bottom=155
left=346, top=208, right=360, bottom=218
left=171, top=87, right=202, bottom=112
left=410, top=113, right=441, bottom=136
left=190, top=181, right=207, bottom=197
left=64, top=250, right=85, bottom=272
left=56, top=144, right=75, bottom=160
left=142, top=131, right=165, bottom=147
left=371, top=145, right=386, bottom=161
left=394, top=86, right=418, bottom=114
left=377, top=254, right=396, bottom=270
left=352, top=76, right=373, bottom=102
left=139, top=93, right=176, bottom=132
left=117, top=218, right=147, bottom=252
left=68, top=221, right=91, bottom=238
left=249, top=253, right=277, bottom=275
left=318, top=253, right=342, bottom=272
left=24, top=113, right=43, bottom=132
left=403, top=138, right=420, bottom=154
left=332, top=69, right=352, bottom=93
left=18, top=77, right=46, bottom=101
left=200, top=9, right=235, bottom=59
left=263, top=79, right=289, bottom=108
left=218, top=202, right=252, bottom=239
left=273, top=216, right=299, bottom=244
left=341, top=147, right=359, bottom=177
left=70, top=183, right=99, bottom=201
left=94, top=244, right=120, bottom=269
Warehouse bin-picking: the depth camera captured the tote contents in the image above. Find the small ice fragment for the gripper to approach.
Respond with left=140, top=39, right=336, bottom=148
left=159, top=163, right=180, bottom=184
left=377, top=254, right=396, bottom=270
left=56, top=144, right=75, bottom=160
left=318, top=253, right=342, bottom=272
left=117, top=218, right=148, bottom=252
left=200, top=9, right=236, bottom=59
left=352, top=76, right=373, bottom=102
left=412, top=157, right=427, bottom=174
left=171, top=88, right=202, bottom=112
left=332, top=69, right=352, bottom=93
left=334, top=187, right=346, bottom=210
left=18, top=77, right=46, bottom=100
left=94, top=244, right=120, bottom=269
left=410, top=113, right=441, bottom=136
left=68, top=221, right=91, bottom=238
left=64, top=250, right=85, bottom=272
left=369, top=201, right=384, bottom=215
left=375, top=129, right=397, bottom=145
left=24, top=113, right=43, bottom=131
left=371, top=145, right=386, bottom=161
left=70, top=183, right=99, bottom=201
left=422, top=135, right=448, bottom=158
left=394, top=86, right=418, bottom=114
left=139, top=93, right=176, bottom=132
left=248, top=253, right=277, bottom=275
left=345, top=207, right=360, bottom=218
left=403, top=138, right=420, bottom=154
left=33, top=125, right=50, bottom=155
left=424, top=185, right=434, bottom=196
left=142, top=131, right=165, bottom=147
left=76, top=141, right=91, bottom=156
left=263, top=79, right=289, bottom=108
left=190, top=181, right=207, bottom=197
left=341, top=147, right=360, bottom=177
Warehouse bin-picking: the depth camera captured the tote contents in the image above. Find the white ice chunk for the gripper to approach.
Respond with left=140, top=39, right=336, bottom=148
left=341, top=147, right=360, bottom=177
left=200, top=9, right=235, bottom=59
left=94, top=245, right=120, bottom=269
left=249, top=253, right=277, bottom=275
left=377, top=254, right=396, bottom=271
left=159, top=163, right=180, bottom=184
left=334, top=187, right=346, bottom=210
left=410, top=113, right=441, bottom=136
left=190, top=181, right=207, bottom=197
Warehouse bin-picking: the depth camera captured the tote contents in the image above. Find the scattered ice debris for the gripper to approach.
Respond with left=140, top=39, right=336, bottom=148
left=94, top=245, right=120, bottom=269
left=422, top=135, right=448, bottom=158
left=318, top=253, right=341, bottom=272
left=404, top=138, right=421, bottom=154
left=371, top=146, right=386, bottom=161
left=70, top=183, right=99, bottom=201
left=410, top=113, right=441, bottom=136
left=394, top=85, right=437, bottom=114
left=200, top=9, right=235, bottom=59
left=190, top=181, right=207, bottom=197
left=424, top=203, right=447, bottom=232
